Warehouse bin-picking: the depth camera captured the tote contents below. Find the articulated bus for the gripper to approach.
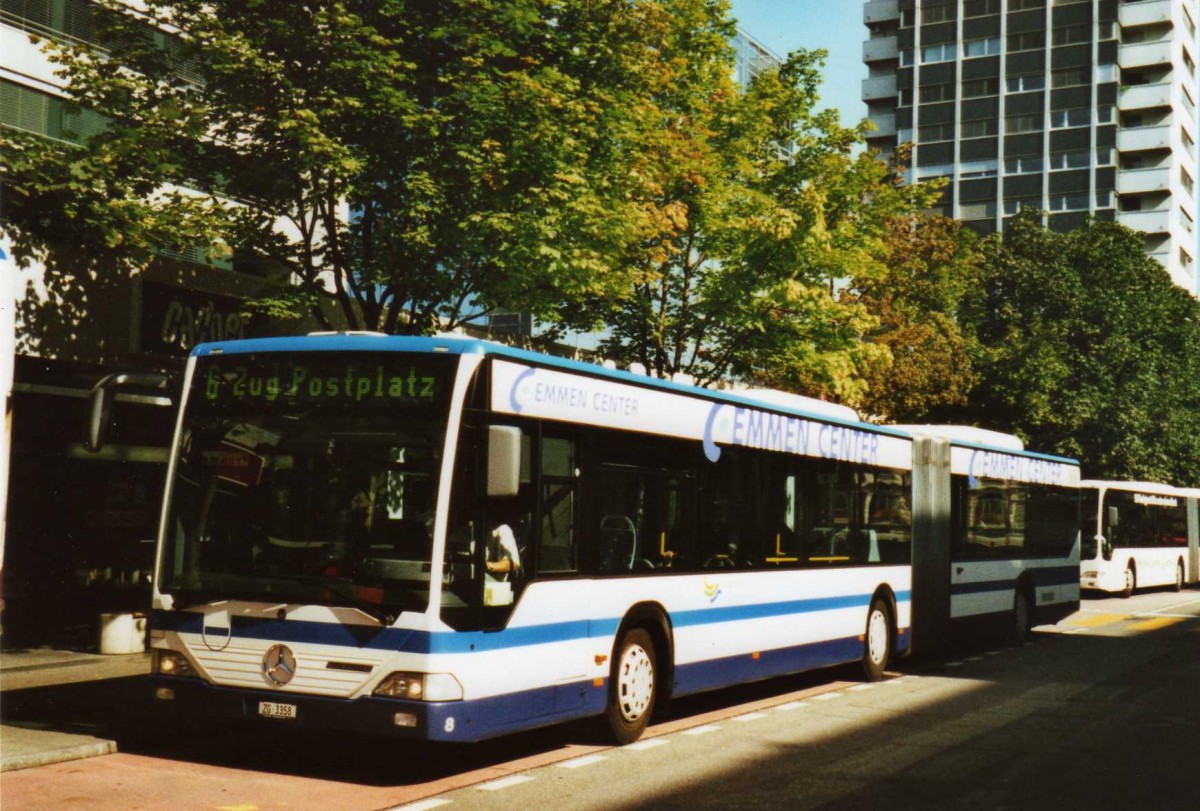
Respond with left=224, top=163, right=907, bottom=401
left=1079, top=481, right=1200, bottom=596
left=87, top=335, right=1080, bottom=743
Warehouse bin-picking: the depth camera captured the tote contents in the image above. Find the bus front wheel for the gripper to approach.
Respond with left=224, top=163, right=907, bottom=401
left=1011, top=588, right=1032, bottom=645
left=862, top=598, right=892, bottom=682
left=1174, top=560, right=1184, bottom=592
left=1121, top=565, right=1135, bottom=599
left=606, top=628, right=657, bottom=745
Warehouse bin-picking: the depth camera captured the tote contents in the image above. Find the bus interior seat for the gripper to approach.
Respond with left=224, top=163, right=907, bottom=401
left=599, top=514, right=637, bottom=572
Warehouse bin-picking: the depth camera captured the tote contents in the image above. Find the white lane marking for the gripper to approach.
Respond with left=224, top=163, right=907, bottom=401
left=848, top=684, right=875, bottom=692
left=773, top=701, right=806, bottom=711
left=478, top=775, right=535, bottom=791
left=389, top=800, right=451, bottom=811
left=682, top=724, right=720, bottom=735
left=965, top=656, right=983, bottom=662
left=626, top=737, right=669, bottom=751
left=732, top=712, right=768, bottom=722
left=1066, top=627, right=1091, bottom=635
left=812, top=693, right=841, bottom=701
left=557, top=754, right=606, bottom=769
left=945, top=661, right=964, bottom=668
left=983, top=650, right=1002, bottom=656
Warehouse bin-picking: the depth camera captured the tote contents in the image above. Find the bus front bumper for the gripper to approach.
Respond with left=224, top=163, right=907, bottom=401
left=151, top=676, right=474, bottom=741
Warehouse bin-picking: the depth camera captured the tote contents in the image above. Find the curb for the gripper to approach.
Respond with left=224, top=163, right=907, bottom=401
left=0, top=726, right=118, bottom=772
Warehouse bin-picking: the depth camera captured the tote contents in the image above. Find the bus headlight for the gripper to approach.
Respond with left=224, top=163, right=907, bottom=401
left=374, top=672, right=463, bottom=702
left=152, top=650, right=197, bottom=678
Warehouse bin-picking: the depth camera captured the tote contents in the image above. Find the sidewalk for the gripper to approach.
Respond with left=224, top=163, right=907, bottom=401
left=0, top=648, right=151, bottom=772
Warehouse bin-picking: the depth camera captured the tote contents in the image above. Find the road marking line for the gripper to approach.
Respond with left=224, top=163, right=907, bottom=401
left=812, top=692, right=841, bottom=701
left=682, top=724, right=720, bottom=736
left=732, top=712, right=768, bottom=722
left=983, top=650, right=1001, bottom=656
left=626, top=737, right=669, bottom=751
left=388, top=800, right=451, bottom=811
left=848, top=684, right=874, bottom=692
left=1065, top=627, right=1091, bottom=634
left=945, top=661, right=964, bottom=668
left=965, top=656, right=983, bottom=662
left=558, top=754, right=606, bottom=769
left=1128, top=617, right=1184, bottom=632
left=478, top=775, right=535, bottom=791
left=773, top=701, right=806, bottom=711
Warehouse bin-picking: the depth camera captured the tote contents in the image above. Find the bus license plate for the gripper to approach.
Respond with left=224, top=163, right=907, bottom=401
left=258, top=701, right=297, bottom=720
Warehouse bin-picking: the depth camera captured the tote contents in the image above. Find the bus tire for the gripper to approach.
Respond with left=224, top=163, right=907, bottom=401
left=1011, top=587, right=1032, bottom=646
left=1121, top=564, right=1135, bottom=599
left=606, top=628, right=657, bottom=745
left=1174, top=560, right=1184, bottom=592
left=862, top=598, right=892, bottom=682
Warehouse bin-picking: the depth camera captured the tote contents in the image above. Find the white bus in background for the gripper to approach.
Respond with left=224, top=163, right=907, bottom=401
left=1079, top=481, right=1200, bottom=596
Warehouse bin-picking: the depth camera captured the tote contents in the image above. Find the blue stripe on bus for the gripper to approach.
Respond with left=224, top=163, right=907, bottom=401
left=150, top=589, right=912, bottom=655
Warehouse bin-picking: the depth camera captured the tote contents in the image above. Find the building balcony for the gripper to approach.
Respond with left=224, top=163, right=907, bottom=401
left=1119, top=81, right=1173, bottom=111
left=1117, top=166, right=1172, bottom=194
left=1118, top=124, right=1173, bottom=152
left=862, top=74, right=897, bottom=101
left=863, top=35, right=899, bottom=63
left=864, top=0, right=900, bottom=24
left=1118, top=0, right=1174, bottom=29
left=1117, top=209, right=1172, bottom=234
left=1119, top=40, right=1175, bottom=70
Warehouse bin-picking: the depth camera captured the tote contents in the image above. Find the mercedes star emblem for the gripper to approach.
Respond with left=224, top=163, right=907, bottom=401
left=262, top=644, right=297, bottom=686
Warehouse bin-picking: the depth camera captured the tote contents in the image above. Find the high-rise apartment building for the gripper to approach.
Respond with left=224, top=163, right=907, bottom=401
left=863, top=0, right=1200, bottom=295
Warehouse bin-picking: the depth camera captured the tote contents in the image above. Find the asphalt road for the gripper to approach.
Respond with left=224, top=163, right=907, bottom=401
left=3, top=589, right=1199, bottom=811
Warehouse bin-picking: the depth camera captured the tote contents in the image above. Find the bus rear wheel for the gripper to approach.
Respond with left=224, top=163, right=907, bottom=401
left=1011, top=588, right=1032, bottom=646
left=606, top=628, right=657, bottom=745
left=862, top=598, right=891, bottom=682
left=1174, top=560, right=1184, bottom=592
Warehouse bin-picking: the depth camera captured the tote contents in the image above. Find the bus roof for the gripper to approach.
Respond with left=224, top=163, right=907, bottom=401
left=1080, top=480, right=1193, bottom=496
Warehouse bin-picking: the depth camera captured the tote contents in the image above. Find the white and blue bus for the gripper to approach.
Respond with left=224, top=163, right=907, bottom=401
left=87, top=335, right=1080, bottom=743
left=1079, top=481, right=1200, bottom=596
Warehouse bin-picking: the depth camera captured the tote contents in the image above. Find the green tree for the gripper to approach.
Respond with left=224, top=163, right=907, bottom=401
left=561, top=33, right=940, bottom=395
left=849, top=213, right=982, bottom=422
left=960, top=212, right=1200, bottom=486
left=2, top=0, right=654, bottom=334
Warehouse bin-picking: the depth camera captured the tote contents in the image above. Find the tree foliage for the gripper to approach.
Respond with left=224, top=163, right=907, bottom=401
left=849, top=213, right=982, bottom=422
left=3, top=0, right=656, bottom=334
left=958, top=212, right=1200, bottom=486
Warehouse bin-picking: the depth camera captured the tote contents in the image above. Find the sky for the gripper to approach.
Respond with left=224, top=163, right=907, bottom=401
left=728, top=0, right=868, bottom=126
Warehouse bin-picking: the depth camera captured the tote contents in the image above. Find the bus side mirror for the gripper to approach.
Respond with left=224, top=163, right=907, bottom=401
left=1106, top=506, right=1120, bottom=528
left=486, top=425, right=522, bottom=498
left=86, top=372, right=173, bottom=452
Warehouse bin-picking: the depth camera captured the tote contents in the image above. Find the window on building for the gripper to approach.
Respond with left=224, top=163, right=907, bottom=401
left=899, top=88, right=914, bottom=106
left=1051, top=67, right=1090, bottom=88
left=920, top=83, right=956, bottom=103
left=1097, top=147, right=1114, bottom=166
left=965, top=0, right=1001, bottom=16
left=1180, top=208, right=1195, bottom=234
left=1052, top=24, right=1090, bottom=46
left=1006, top=73, right=1046, bottom=92
left=1006, top=113, right=1043, bottom=133
left=965, top=37, right=1002, bottom=57
left=1182, top=167, right=1195, bottom=198
left=1008, top=31, right=1045, bottom=52
left=1004, top=197, right=1041, bottom=215
left=1180, top=247, right=1195, bottom=274
left=1049, top=150, right=1091, bottom=169
left=1010, top=0, right=1046, bottom=11
left=1185, top=48, right=1197, bottom=79
left=1097, top=64, right=1117, bottom=82
left=1005, top=155, right=1044, bottom=174
left=1049, top=194, right=1089, bottom=211
left=1119, top=196, right=1143, bottom=212
left=1096, top=190, right=1113, bottom=208
left=900, top=49, right=914, bottom=67
left=960, top=201, right=997, bottom=219
left=922, top=2, right=956, bottom=23
left=960, top=160, right=1000, bottom=178
left=1183, top=127, right=1196, bottom=150
left=963, top=77, right=1000, bottom=97
left=918, top=122, right=956, bottom=141
left=1050, top=107, right=1090, bottom=128
left=922, top=42, right=958, bottom=63
left=962, top=118, right=1000, bottom=138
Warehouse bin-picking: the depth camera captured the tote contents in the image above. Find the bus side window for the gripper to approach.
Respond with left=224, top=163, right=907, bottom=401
left=539, top=435, right=577, bottom=573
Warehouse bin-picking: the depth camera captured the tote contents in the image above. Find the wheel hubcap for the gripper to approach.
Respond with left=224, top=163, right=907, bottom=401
left=868, top=609, right=888, bottom=665
left=617, top=644, right=654, bottom=722
left=1126, top=570, right=1134, bottom=591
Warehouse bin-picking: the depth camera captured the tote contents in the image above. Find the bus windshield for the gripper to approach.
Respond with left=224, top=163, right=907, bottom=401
left=159, top=351, right=458, bottom=620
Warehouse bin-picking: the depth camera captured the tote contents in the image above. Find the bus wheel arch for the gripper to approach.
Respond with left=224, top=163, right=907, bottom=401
left=605, top=603, right=674, bottom=743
